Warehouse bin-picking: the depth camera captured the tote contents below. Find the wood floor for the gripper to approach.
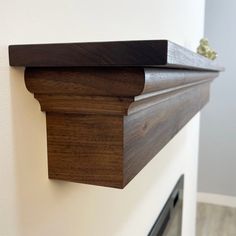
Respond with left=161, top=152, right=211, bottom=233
left=196, top=203, right=236, bottom=236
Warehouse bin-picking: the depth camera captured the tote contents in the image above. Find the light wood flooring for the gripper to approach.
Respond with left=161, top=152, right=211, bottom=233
left=196, top=203, right=236, bottom=236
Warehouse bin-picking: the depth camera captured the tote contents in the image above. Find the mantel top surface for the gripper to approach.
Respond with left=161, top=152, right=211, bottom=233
left=9, top=40, right=223, bottom=71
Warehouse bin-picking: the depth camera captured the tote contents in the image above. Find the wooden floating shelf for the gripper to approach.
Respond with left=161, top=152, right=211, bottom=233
left=9, top=40, right=223, bottom=188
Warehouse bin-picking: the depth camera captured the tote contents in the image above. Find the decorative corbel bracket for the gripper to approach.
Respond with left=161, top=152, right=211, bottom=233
left=9, top=40, right=223, bottom=188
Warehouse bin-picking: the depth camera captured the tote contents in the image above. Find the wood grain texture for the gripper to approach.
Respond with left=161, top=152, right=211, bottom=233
left=23, top=67, right=220, bottom=188
left=9, top=40, right=224, bottom=71
left=45, top=82, right=210, bottom=188
left=25, top=68, right=218, bottom=115
left=25, top=67, right=145, bottom=97
left=9, top=40, right=223, bottom=188
left=47, top=113, right=124, bottom=188
left=123, top=83, right=209, bottom=185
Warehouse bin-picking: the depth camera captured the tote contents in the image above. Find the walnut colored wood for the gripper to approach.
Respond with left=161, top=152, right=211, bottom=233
left=9, top=40, right=224, bottom=71
left=123, top=83, right=210, bottom=185
left=47, top=113, right=124, bottom=188
left=24, top=67, right=218, bottom=188
left=9, top=40, right=223, bottom=188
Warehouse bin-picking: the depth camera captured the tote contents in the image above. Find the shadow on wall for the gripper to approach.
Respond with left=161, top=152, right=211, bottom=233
left=9, top=67, right=187, bottom=236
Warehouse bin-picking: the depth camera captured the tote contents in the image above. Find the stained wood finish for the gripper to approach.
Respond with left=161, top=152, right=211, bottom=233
left=23, top=67, right=219, bottom=188
left=25, top=68, right=218, bottom=115
left=9, top=40, right=224, bottom=71
left=9, top=40, right=223, bottom=188
left=47, top=113, right=124, bottom=188
left=123, top=83, right=210, bottom=185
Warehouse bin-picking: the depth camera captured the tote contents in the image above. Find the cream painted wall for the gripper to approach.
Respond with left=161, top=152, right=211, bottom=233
left=0, top=0, right=205, bottom=235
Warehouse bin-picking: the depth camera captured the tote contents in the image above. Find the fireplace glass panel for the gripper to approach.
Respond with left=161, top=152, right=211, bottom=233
left=148, top=175, right=184, bottom=236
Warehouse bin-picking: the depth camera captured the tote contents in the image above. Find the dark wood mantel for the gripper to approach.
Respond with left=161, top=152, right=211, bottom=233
left=9, top=40, right=223, bottom=188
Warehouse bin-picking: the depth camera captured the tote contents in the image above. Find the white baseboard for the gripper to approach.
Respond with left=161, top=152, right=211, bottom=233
left=197, top=192, right=236, bottom=208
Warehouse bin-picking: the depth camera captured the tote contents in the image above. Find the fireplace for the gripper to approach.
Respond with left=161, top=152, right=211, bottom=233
left=148, top=175, right=184, bottom=236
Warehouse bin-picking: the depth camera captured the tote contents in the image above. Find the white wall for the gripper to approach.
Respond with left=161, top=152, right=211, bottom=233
left=0, top=0, right=205, bottom=235
left=198, top=0, right=236, bottom=197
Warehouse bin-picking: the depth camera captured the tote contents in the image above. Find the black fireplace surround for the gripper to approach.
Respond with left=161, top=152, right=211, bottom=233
left=148, top=175, right=184, bottom=236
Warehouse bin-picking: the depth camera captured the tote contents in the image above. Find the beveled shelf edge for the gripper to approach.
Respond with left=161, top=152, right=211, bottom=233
left=9, top=40, right=224, bottom=71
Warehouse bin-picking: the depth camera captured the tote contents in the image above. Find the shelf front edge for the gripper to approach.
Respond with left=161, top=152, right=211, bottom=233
left=9, top=40, right=224, bottom=71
